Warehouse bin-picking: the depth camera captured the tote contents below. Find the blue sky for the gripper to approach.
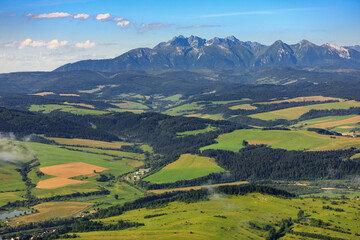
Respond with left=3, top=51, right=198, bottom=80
left=0, top=0, right=359, bottom=72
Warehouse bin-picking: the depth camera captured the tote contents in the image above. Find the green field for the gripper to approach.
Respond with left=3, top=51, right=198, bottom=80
left=164, top=102, right=203, bottom=115
left=0, top=191, right=25, bottom=207
left=250, top=100, right=360, bottom=120
left=29, top=104, right=108, bottom=115
left=0, top=140, right=36, bottom=191
left=9, top=202, right=91, bottom=225
left=109, top=101, right=149, bottom=110
left=201, top=129, right=360, bottom=152
left=65, top=146, right=145, bottom=161
left=76, top=193, right=359, bottom=240
left=229, top=103, right=258, bottom=110
left=144, top=154, right=224, bottom=184
left=161, top=94, right=183, bottom=102
left=177, top=125, right=218, bottom=136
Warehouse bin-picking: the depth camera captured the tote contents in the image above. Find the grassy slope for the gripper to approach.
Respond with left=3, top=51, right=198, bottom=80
left=77, top=193, right=359, bottom=240
left=65, top=146, right=145, bottom=162
left=144, top=154, right=224, bottom=184
left=201, top=129, right=360, bottom=152
left=250, top=100, right=360, bottom=120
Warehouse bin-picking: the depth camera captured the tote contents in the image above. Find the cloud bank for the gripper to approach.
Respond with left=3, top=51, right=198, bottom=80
left=5, top=39, right=96, bottom=50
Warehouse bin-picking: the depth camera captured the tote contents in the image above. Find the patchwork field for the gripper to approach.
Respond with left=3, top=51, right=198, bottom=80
left=19, top=142, right=143, bottom=195
left=76, top=193, right=359, bottom=240
left=29, top=104, right=108, bottom=115
left=9, top=202, right=91, bottom=225
left=144, top=154, right=224, bottom=184
left=250, top=100, right=360, bottom=120
left=293, top=115, right=360, bottom=133
left=201, top=129, right=360, bottom=152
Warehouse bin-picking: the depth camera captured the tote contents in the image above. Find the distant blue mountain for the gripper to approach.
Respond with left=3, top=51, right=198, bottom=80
left=54, top=36, right=360, bottom=72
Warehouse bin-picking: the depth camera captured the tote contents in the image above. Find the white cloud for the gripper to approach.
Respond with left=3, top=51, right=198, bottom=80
left=5, top=39, right=72, bottom=50
left=96, top=13, right=111, bottom=20
left=47, top=39, right=69, bottom=49
left=73, top=13, right=90, bottom=21
left=140, top=23, right=169, bottom=30
left=25, top=12, right=72, bottom=19
left=25, top=12, right=91, bottom=21
left=19, top=38, right=33, bottom=49
left=113, top=17, right=123, bottom=21
left=75, top=40, right=96, bottom=48
left=116, top=20, right=131, bottom=27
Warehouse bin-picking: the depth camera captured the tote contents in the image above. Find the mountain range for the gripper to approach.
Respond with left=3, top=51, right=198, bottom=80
left=54, top=36, right=360, bottom=72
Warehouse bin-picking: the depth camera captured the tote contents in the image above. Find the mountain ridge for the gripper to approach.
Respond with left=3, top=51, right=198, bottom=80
left=54, top=36, right=360, bottom=72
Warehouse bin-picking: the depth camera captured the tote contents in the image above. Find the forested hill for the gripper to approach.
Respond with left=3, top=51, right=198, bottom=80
left=0, top=107, right=118, bottom=141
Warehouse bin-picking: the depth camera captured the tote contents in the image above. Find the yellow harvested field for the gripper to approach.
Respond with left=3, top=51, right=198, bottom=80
left=40, top=162, right=108, bottom=178
left=63, top=102, right=95, bottom=109
left=9, top=202, right=91, bottom=224
left=36, top=162, right=107, bottom=189
left=257, top=96, right=344, bottom=105
left=309, top=115, right=360, bottom=129
left=36, top=177, right=86, bottom=189
left=29, top=92, right=55, bottom=96
left=338, top=126, right=355, bottom=129
left=46, top=137, right=131, bottom=148
left=148, top=181, right=249, bottom=194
